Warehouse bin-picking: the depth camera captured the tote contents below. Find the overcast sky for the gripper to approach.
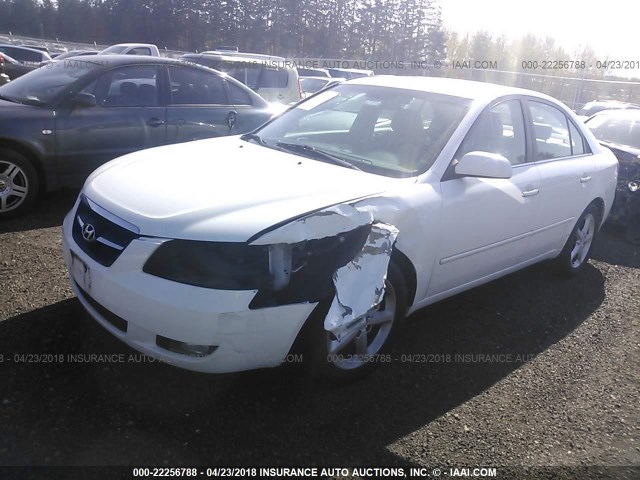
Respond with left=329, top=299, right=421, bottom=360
left=440, top=0, right=637, bottom=60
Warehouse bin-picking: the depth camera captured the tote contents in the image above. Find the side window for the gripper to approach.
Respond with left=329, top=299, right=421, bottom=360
left=457, top=100, right=527, bottom=165
left=529, top=101, right=571, bottom=160
left=228, top=82, right=253, bottom=105
left=569, top=121, right=586, bottom=155
left=78, top=79, right=98, bottom=97
left=95, top=65, right=159, bottom=107
left=168, top=66, right=229, bottom=105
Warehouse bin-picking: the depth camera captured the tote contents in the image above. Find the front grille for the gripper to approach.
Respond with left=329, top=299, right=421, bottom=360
left=72, top=195, right=139, bottom=267
left=74, top=281, right=128, bottom=333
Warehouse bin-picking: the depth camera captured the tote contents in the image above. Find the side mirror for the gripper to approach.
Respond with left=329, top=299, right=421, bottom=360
left=72, top=92, right=97, bottom=108
left=455, top=151, right=513, bottom=179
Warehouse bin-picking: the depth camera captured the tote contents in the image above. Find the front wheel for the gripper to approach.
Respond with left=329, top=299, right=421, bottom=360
left=306, top=261, right=407, bottom=382
left=0, top=149, right=39, bottom=219
left=554, top=204, right=599, bottom=276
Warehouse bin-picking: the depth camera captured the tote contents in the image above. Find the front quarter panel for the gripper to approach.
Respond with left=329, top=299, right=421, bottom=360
left=0, top=106, right=56, bottom=187
left=352, top=179, right=443, bottom=309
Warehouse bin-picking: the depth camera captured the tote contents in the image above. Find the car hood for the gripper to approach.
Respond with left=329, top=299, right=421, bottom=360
left=84, top=137, right=404, bottom=241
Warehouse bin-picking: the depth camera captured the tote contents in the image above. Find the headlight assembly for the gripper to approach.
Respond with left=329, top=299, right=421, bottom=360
left=143, top=241, right=271, bottom=290
left=143, top=224, right=371, bottom=300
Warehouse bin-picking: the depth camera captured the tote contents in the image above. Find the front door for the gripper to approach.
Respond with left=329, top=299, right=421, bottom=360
left=428, top=99, right=541, bottom=297
left=55, top=64, right=166, bottom=184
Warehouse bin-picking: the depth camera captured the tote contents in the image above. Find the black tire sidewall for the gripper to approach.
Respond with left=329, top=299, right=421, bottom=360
left=0, top=148, right=39, bottom=219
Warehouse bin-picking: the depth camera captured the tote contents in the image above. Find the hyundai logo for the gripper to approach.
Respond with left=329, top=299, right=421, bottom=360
left=82, top=223, right=97, bottom=242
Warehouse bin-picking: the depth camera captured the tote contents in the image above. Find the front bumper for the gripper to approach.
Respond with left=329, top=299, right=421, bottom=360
left=62, top=205, right=317, bottom=373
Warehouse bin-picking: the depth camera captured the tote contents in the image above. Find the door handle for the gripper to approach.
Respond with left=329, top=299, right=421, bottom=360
left=580, top=175, right=592, bottom=183
left=147, top=118, right=165, bottom=127
left=521, top=188, right=540, bottom=197
left=227, top=111, right=237, bottom=130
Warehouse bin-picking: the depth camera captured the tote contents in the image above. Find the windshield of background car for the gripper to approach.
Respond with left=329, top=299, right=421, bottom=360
left=300, top=77, right=329, bottom=93
left=0, top=60, right=98, bottom=106
left=586, top=112, right=640, bottom=149
left=254, top=84, right=471, bottom=178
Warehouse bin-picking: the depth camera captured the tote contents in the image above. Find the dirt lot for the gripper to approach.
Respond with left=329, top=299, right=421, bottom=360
left=1, top=190, right=639, bottom=476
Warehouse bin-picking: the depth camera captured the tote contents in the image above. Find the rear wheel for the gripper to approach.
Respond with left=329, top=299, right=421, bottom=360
left=554, top=203, right=599, bottom=276
left=0, top=149, right=38, bottom=219
left=307, top=261, right=407, bottom=382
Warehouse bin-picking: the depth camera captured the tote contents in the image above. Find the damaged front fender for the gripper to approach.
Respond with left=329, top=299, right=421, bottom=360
left=249, top=205, right=400, bottom=339
left=324, top=222, right=399, bottom=340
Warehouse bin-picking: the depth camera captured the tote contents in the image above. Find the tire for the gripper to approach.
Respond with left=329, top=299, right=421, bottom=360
left=554, top=203, right=599, bottom=276
left=0, top=148, right=39, bottom=219
left=306, top=261, right=407, bottom=383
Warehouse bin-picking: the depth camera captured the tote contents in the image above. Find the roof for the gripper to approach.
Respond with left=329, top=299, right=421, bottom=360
left=589, top=108, right=640, bottom=119
left=55, top=54, right=182, bottom=66
left=350, top=75, right=557, bottom=102
left=0, top=44, right=50, bottom=56
left=105, top=43, right=157, bottom=48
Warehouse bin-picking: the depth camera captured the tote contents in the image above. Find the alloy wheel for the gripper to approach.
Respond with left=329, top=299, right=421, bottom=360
left=0, top=160, right=29, bottom=213
left=570, top=212, right=595, bottom=269
left=326, top=281, right=397, bottom=371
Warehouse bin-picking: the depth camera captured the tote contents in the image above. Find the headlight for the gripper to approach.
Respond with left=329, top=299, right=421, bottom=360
left=629, top=181, right=639, bottom=192
left=143, top=224, right=371, bottom=299
left=143, top=241, right=271, bottom=290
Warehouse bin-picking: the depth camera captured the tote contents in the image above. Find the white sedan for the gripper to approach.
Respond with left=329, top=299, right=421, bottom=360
left=62, top=76, right=618, bottom=381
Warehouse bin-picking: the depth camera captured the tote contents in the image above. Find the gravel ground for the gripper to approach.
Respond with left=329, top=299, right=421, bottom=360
left=0, top=190, right=639, bottom=477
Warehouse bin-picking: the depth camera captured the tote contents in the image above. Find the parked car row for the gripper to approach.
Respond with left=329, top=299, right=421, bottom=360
left=181, top=52, right=301, bottom=104
left=0, top=42, right=368, bottom=108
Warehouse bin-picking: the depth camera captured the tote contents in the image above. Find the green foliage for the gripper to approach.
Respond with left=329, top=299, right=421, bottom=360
left=0, top=0, right=447, bottom=58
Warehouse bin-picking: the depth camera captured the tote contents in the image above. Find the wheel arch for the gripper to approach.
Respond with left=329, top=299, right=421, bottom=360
left=391, top=247, right=417, bottom=307
left=590, top=197, right=605, bottom=229
left=288, top=248, right=417, bottom=360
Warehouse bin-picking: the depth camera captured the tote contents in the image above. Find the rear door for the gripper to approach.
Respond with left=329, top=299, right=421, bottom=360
left=523, top=99, right=596, bottom=256
left=55, top=64, right=166, bottom=183
left=165, top=65, right=238, bottom=143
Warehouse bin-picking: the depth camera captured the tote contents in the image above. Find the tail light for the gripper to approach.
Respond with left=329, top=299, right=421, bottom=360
left=0, top=53, right=4, bottom=66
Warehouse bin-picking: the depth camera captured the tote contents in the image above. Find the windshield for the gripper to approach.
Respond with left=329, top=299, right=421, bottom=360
left=252, top=84, right=471, bottom=178
left=0, top=59, right=98, bottom=106
left=587, top=113, right=640, bottom=149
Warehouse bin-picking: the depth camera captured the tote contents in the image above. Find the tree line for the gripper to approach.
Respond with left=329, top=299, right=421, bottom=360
left=0, top=0, right=446, bottom=61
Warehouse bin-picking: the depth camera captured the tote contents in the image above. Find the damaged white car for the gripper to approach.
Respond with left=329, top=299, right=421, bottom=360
left=62, top=76, right=618, bottom=381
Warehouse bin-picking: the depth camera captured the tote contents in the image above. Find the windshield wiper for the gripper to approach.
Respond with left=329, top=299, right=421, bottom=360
left=240, top=132, right=269, bottom=146
left=275, top=142, right=361, bottom=171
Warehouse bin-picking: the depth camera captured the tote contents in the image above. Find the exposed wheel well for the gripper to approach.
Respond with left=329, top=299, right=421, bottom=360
left=0, top=140, right=47, bottom=192
left=391, top=248, right=417, bottom=307
left=591, top=197, right=605, bottom=230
